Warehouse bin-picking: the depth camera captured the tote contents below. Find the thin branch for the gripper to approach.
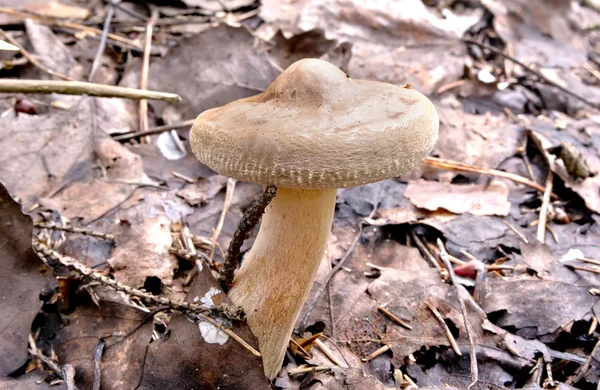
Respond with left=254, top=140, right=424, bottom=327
left=113, top=119, right=196, bottom=141
left=462, top=38, right=600, bottom=109
left=218, top=185, right=277, bottom=292
left=138, top=9, right=159, bottom=137
left=537, top=170, right=553, bottom=243
left=33, top=241, right=243, bottom=319
left=0, top=7, right=142, bottom=50
left=437, top=239, right=478, bottom=388
left=422, top=156, right=556, bottom=197
left=0, top=79, right=181, bottom=102
left=89, top=1, right=116, bottom=81
left=377, top=305, right=413, bottom=330
left=424, top=300, right=462, bottom=356
left=210, top=178, right=237, bottom=261
left=35, top=221, right=115, bottom=240
left=0, top=28, right=73, bottom=81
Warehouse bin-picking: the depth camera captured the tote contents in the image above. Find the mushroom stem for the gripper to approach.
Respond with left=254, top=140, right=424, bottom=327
left=228, top=187, right=337, bottom=379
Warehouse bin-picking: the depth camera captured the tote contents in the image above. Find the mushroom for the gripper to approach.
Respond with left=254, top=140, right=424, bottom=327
left=190, top=58, right=438, bottom=379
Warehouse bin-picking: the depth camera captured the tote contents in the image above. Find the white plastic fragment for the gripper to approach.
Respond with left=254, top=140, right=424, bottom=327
left=199, top=320, right=229, bottom=345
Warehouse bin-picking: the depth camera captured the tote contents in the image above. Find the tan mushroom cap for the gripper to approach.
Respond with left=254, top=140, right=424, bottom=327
left=190, top=58, right=439, bottom=189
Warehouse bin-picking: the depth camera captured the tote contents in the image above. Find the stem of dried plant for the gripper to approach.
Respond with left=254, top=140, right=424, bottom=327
left=138, top=9, right=159, bottom=138
left=422, top=156, right=555, bottom=197
left=436, top=239, right=478, bottom=388
left=537, top=170, right=553, bottom=243
left=210, top=178, right=237, bottom=261
left=35, top=222, right=115, bottom=240
left=0, top=28, right=73, bottom=81
left=424, top=301, right=462, bottom=356
left=0, top=79, right=181, bottom=102
left=113, top=119, right=196, bottom=141
left=89, top=1, right=116, bottom=81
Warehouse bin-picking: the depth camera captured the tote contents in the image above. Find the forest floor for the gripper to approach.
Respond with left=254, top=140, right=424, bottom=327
left=1, top=0, right=600, bottom=389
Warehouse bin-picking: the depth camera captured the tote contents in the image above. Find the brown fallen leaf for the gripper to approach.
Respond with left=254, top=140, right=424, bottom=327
left=138, top=260, right=269, bottom=389
left=0, top=181, right=49, bottom=375
left=404, top=179, right=511, bottom=216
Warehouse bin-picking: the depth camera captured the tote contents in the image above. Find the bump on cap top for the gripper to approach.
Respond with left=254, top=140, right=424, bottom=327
left=190, top=58, right=439, bottom=189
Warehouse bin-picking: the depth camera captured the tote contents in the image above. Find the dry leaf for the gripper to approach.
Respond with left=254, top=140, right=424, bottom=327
left=404, top=179, right=511, bottom=216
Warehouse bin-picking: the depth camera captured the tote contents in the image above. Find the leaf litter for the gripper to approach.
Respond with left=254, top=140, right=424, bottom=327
left=0, top=0, right=600, bottom=389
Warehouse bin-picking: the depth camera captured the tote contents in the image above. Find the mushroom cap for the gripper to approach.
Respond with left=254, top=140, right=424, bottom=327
left=190, top=58, right=439, bottom=189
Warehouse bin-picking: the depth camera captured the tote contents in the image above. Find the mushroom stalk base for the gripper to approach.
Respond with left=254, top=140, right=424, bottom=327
left=228, top=187, right=337, bottom=379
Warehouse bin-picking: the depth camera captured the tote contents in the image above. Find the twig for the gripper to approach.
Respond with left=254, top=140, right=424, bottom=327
left=537, top=170, right=553, bottom=243
left=0, top=28, right=73, bottom=81
left=570, top=339, right=600, bottom=384
left=210, top=178, right=236, bottom=261
left=297, top=225, right=363, bottom=331
left=576, top=257, right=600, bottom=266
left=411, top=231, right=442, bottom=270
left=138, top=9, right=159, bottom=137
left=289, top=337, right=312, bottom=359
left=377, top=305, right=413, bottom=330
left=288, top=365, right=331, bottom=376
left=172, top=171, right=196, bottom=183
left=28, top=334, right=63, bottom=379
left=361, top=344, right=391, bottom=362
left=113, top=119, right=196, bottom=141
left=422, top=156, right=556, bottom=197
left=92, top=339, right=105, bottom=390
left=462, top=38, right=600, bottom=109
left=437, top=239, right=478, bottom=388
left=33, top=241, right=243, bottom=319
left=315, top=339, right=344, bottom=366
left=0, top=79, right=181, bottom=101
left=589, top=316, right=598, bottom=335
left=424, top=301, right=462, bottom=356
left=218, top=185, right=277, bottom=292
left=89, top=1, right=116, bottom=81
left=35, top=221, right=115, bottom=240
left=112, top=1, right=148, bottom=22
left=502, top=220, right=529, bottom=243
left=0, top=7, right=142, bottom=50
left=565, top=264, right=600, bottom=274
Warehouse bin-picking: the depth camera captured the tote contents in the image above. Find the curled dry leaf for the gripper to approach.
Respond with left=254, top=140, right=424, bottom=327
left=0, top=182, right=48, bottom=375
left=404, top=179, right=511, bottom=216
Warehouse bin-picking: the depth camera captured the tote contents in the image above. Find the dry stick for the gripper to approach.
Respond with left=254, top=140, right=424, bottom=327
left=210, top=178, right=237, bottom=261
left=577, top=257, right=600, bottom=266
left=502, top=220, right=529, bottom=244
left=462, top=38, right=600, bottom=109
left=138, top=9, right=159, bottom=138
left=113, top=119, right=195, bottom=141
left=437, top=239, right=478, bottom=388
left=422, top=156, right=554, bottom=196
left=33, top=241, right=243, bottom=319
left=89, top=1, right=116, bottom=81
left=218, top=185, right=277, bottom=292
left=297, top=225, right=363, bottom=331
left=361, top=344, right=391, bottom=362
left=0, top=7, right=142, bottom=50
left=537, top=170, right=553, bottom=243
left=570, top=339, right=600, bottom=384
left=0, top=79, right=181, bottom=102
left=288, top=365, right=330, bottom=376
left=315, top=339, right=344, bottom=367
left=28, top=334, right=63, bottom=379
left=35, top=222, right=115, bottom=240
left=377, top=305, right=413, bottom=330
left=411, top=231, right=442, bottom=270
left=424, top=300, right=462, bottom=356
left=0, top=28, right=73, bottom=81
